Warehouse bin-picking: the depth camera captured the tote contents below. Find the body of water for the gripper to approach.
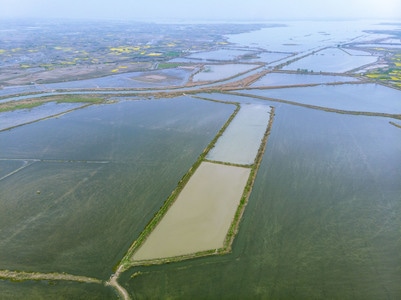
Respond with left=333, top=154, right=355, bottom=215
left=0, top=97, right=234, bottom=281
left=123, top=99, right=401, bottom=299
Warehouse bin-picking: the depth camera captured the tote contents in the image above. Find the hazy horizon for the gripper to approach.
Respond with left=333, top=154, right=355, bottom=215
left=1, top=0, right=401, bottom=22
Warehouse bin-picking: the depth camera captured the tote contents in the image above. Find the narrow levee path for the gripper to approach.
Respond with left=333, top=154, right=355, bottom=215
left=0, top=270, right=102, bottom=284
left=106, top=266, right=131, bottom=300
left=0, top=159, right=37, bottom=182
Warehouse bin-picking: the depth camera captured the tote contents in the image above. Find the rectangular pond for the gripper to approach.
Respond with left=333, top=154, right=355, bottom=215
left=281, top=47, right=378, bottom=73
left=187, top=49, right=256, bottom=61
left=236, top=83, right=401, bottom=115
left=355, top=44, right=401, bottom=49
left=250, top=72, right=358, bottom=87
left=132, top=162, right=250, bottom=261
left=207, top=104, right=272, bottom=165
left=34, top=68, right=193, bottom=90
left=0, top=102, right=86, bottom=131
left=244, top=52, right=291, bottom=64
left=192, top=64, right=259, bottom=82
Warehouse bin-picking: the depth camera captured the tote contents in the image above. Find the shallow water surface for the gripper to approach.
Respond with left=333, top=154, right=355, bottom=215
left=250, top=72, right=358, bottom=87
left=124, top=103, right=401, bottom=300
left=237, top=83, right=401, bottom=114
left=282, top=47, right=378, bottom=73
left=207, top=104, right=272, bottom=165
left=132, top=162, right=250, bottom=261
left=0, top=97, right=235, bottom=279
left=187, top=49, right=255, bottom=61
left=226, top=20, right=394, bottom=52
left=192, top=64, right=259, bottom=82
left=0, top=102, right=85, bottom=131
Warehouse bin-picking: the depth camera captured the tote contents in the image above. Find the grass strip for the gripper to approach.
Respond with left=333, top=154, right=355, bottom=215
left=390, top=121, right=401, bottom=129
left=0, top=269, right=102, bottom=284
left=223, top=106, right=275, bottom=251
left=0, top=95, right=104, bottom=113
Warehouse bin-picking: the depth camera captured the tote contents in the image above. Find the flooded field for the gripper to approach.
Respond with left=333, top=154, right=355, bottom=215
left=132, top=162, right=250, bottom=261
left=186, top=49, right=255, bottom=61
left=380, top=38, right=401, bottom=44
left=250, top=72, right=358, bottom=87
left=282, top=47, right=378, bottom=73
left=169, top=49, right=291, bottom=65
left=0, top=160, right=27, bottom=179
left=0, top=85, right=48, bottom=98
left=226, top=21, right=392, bottom=52
left=355, top=43, right=401, bottom=49
left=0, top=102, right=86, bottom=131
left=244, top=51, right=291, bottom=64
left=236, top=83, right=401, bottom=114
left=0, top=97, right=234, bottom=279
left=0, top=68, right=194, bottom=97
left=32, top=68, right=193, bottom=90
left=122, top=102, right=401, bottom=300
left=131, top=102, right=272, bottom=264
left=192, top=64, right=259, bottom=82
left=207, top=104, right=272, bottom=165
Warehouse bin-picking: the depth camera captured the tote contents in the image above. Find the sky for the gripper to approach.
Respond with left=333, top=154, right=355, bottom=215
left=1, top=0, right=401, bottom=21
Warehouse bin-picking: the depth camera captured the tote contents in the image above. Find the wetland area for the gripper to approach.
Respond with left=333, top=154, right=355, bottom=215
left=0, top=19, right=401, bottom=299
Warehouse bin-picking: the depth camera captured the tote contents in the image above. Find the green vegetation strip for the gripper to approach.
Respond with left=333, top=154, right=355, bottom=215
left=118, top=102, right=240, bottom=271
left=0, top=95, right=104, bottom=113
left=223, top=106, right=275, bottom=251
left=0, top=101, right=44, bottom=112
left=0, top=270, right=102, bottom=284
left=0, top=95, right=107, bottom=132
left=157, top=62, right=182, bottom=69
left=0, top=104, right=95, bottom=133
left=390, top=121, right=401, bottom=129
